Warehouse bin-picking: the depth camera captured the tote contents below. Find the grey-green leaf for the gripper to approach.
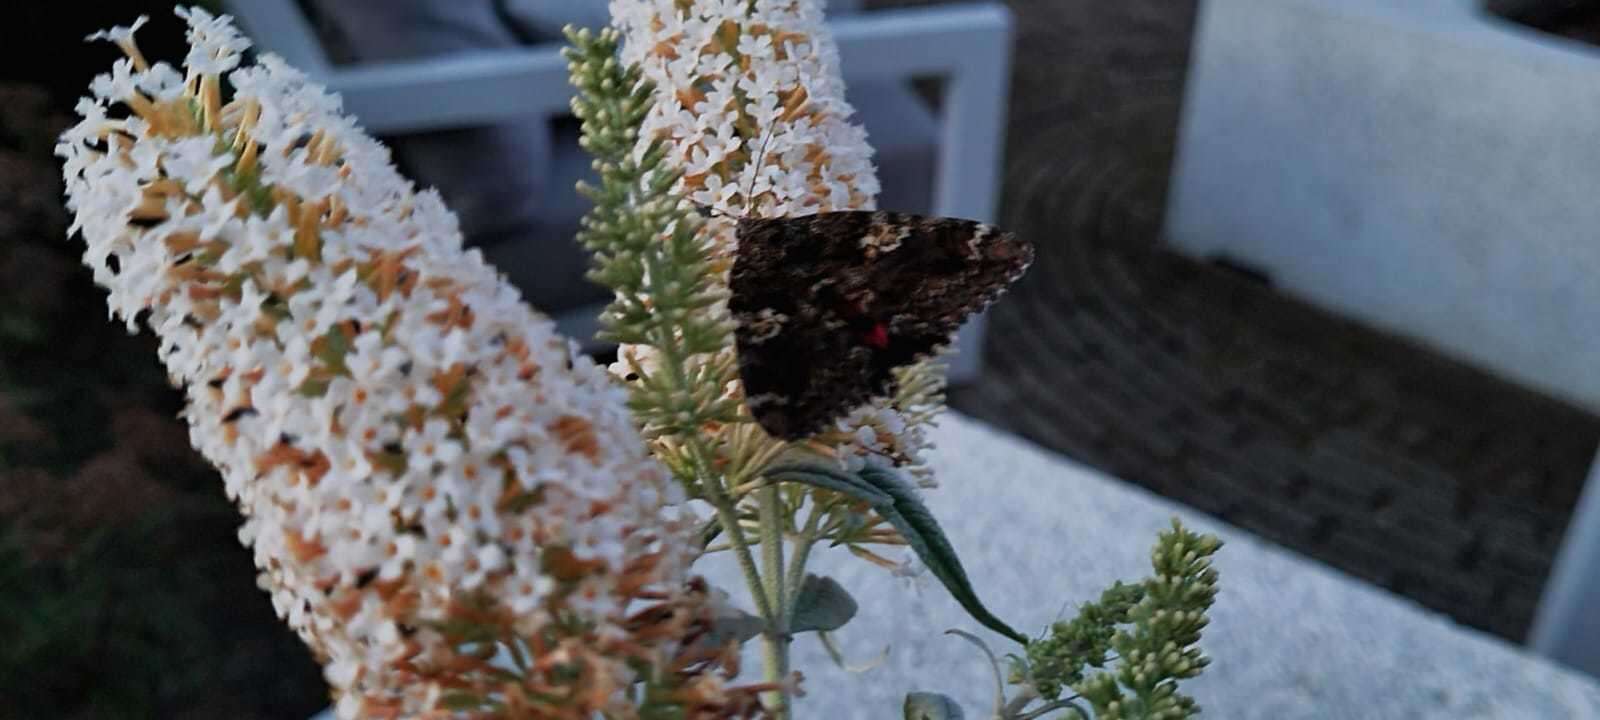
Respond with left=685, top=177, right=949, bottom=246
left=857, top=461, right=1029, bottom=644
left=791, top=574, right=858, bottom=633
left=686, top=595, right=764, bottom=655
left=698, top=518, right=722, bottom=550
left=764, top=462, right=893, bottom=506
left=904, top=692, right=965, bottom=720
left=705, top=608, right=764, bottom=647
left=765, top=460, right=1027, bottom=644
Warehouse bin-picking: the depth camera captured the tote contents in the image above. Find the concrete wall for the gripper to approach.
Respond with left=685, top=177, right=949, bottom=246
left=1166, top=0, right=1600, bottom=412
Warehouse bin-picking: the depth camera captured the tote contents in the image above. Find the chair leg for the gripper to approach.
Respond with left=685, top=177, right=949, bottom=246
left=931, top=5, right=1014, bottom=385
left=1530, top=448, right=1600, bottom=678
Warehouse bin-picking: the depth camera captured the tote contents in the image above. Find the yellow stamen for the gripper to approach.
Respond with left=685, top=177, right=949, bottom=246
left=231, top=101, right=261, bottom=150
left=236, top=137, right=259, bottom=176
left=293, top=199, right=322, bottom=262
left=129, top=194, right=167, bottom=223
left=315, top=137, right=339, bottom=166
left=200, top=74, right=222, bottom=132
left=326, top=196, right=348, bottom=227
left=780, top=86, right=809, bottom=122
left=123, top=92, right=159, bottom=124
left=711, top=19, right=740, bottom=55
left=116, top=40, right=150, bottom=72
left=304, top=130, right=325, bottom=162
left=164, top=231, right=202, bottom=254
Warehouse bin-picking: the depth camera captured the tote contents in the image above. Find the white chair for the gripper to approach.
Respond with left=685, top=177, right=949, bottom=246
left=223, top=0, right=1013, bottom=383
left=1169, top=0, right=1600, bottom=678
left=1531, top=453, right=1600, bottom=678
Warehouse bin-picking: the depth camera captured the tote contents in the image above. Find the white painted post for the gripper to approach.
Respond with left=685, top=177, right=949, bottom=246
left=1531, top=450, right=1600, bottom=678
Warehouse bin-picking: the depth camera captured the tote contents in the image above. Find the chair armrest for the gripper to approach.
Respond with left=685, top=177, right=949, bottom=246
left=327, top=47, right=573, bottom=134
left=833, top=3, right=1014, bottom=224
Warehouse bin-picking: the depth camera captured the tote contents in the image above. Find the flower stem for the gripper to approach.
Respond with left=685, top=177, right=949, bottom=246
left=782, top=501, right=825, bottom=615
left=709, top=487, right=774, bottom=623
left=760, top=629, right=793, bottom=719
left=758, top=483, right=791, bottom=718
left=759, top=485, right=787, bottom=613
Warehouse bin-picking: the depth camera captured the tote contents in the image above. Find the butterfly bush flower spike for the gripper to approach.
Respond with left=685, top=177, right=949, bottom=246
left=609, top=0, right=946, bottom=480
left=57, top=9, right=736, bottom=718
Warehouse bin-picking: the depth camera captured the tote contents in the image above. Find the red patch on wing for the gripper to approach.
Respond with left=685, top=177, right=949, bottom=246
left=864, top=322, right=890, bottom=349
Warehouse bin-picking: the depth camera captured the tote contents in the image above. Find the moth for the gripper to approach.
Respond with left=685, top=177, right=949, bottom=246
left=727, top=210, right=1034, bottom=440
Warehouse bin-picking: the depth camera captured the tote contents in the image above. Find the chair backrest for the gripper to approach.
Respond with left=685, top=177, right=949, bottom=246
left=223, top=0, right=331, bottom=74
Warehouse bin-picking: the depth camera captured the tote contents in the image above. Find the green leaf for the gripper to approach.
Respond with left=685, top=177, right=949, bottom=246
left=698, top=518, right=723, bottom=550
left=704, top=606, right=764, bottom=648
left=904, top=692, right=965, bottom=720
left=678, top=587, right=763, bottom=659
left=857, top=462, right=1030, bottom=645
left=763, top=462, right=892, bottom=506
left=765, top=460, right=1027, bottom=644
left=790, top=574, right=858, bottom=634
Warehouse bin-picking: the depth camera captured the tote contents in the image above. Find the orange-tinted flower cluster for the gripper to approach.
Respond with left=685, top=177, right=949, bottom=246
left=59, top=9, right=718, bottom=718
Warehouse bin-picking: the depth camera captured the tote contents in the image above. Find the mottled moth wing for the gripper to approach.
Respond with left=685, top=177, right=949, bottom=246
left=729, top=210, right=1034, bottom=440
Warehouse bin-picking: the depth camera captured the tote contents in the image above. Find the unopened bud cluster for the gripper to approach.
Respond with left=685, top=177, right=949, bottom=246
left=1024, top=520, right=1221, bottom=720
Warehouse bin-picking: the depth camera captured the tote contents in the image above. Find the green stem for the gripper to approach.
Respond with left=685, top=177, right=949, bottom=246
left=761, top=630, right=792, bottom=719
left=1016, top=697, right=1088, bottom=720
left=695, top=450, right=775, bottom=626
left=758, top=483, right=791, bottom=718
left=710, top=491, right=773, bottom=619
left=636, top=292, right=767, bottom=616
left=782, top=502, right=826, bottom=617
left=759, top=486, right=787, bottom=612
left=685, top=448, right=784, bottom=719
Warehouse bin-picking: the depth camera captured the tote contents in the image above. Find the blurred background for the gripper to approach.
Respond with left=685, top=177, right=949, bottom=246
left=5, top=0, right=1600, bottom=717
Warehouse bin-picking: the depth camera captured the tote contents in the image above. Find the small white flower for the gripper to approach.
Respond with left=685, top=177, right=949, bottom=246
left=85, top=15, right=149, bottom=45
left=176, top=6, right=249, bottom=74
left=136, top=63, right=186, bottom=101
left=161, top=136, right=234, bottom=195
left=89, top=58, right=141, bottom=104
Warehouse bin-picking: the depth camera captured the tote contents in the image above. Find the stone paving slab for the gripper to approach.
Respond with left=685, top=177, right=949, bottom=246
left=700, top=415, right=1600, bottom=719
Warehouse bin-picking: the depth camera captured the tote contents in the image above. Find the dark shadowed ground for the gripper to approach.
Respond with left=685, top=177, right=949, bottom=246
left=1, top=4, right=327, bottom=718
left=0, top=87, right=328, bottom=718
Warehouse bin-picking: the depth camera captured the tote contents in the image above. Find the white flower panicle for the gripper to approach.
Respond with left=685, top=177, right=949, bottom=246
left=60, top=9, right=703, bottom=718
left=613, top=0, right=879, bottom=218
left=609, top=0, right=944, bottom=479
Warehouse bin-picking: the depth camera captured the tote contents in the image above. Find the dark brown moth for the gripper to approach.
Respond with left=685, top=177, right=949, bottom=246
left=728, top=210, right=1033, bottom=440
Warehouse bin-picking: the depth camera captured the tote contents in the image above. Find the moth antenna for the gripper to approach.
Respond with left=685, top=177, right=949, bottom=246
left=743, top=126, right=776, bottom=219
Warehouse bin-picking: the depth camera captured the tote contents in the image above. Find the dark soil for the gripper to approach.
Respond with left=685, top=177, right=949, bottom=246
left=0, top=81, right=327, bottom=719
left=1494, top=2, right=1600, bottom=46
